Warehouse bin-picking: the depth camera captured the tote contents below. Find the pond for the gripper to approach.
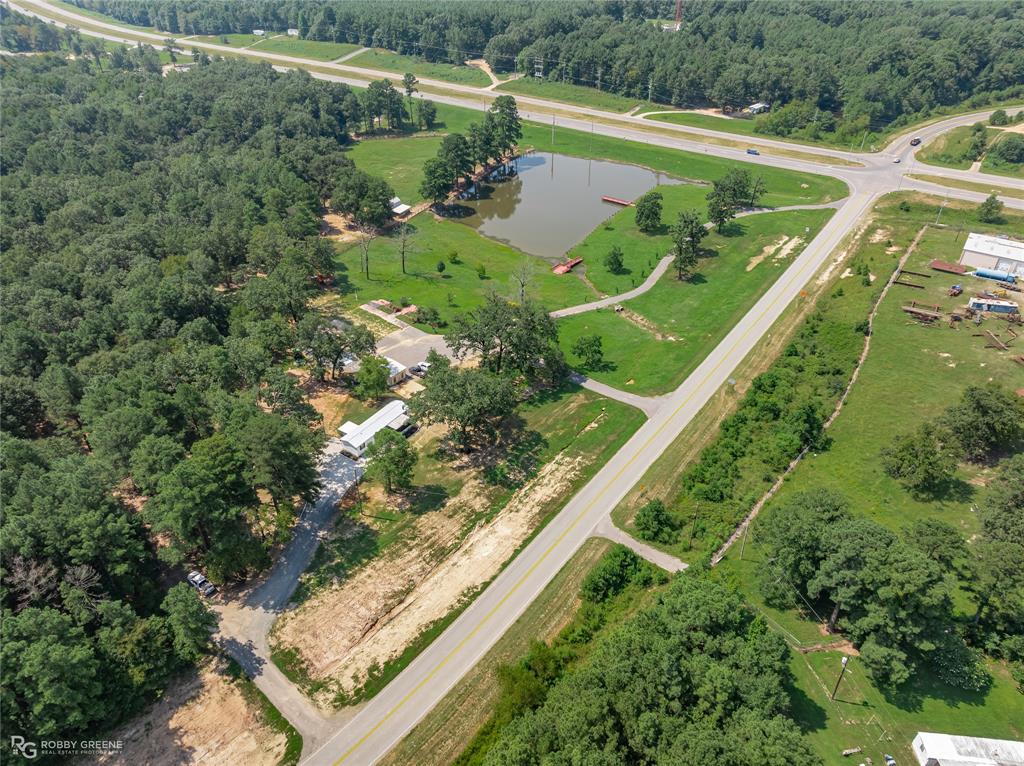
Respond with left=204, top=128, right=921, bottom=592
left=457, top=152, right=678, bottom=261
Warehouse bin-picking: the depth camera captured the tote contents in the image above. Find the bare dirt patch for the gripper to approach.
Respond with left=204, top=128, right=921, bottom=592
left=774, top=236, right=805, bottom=262
left=868, top=226, right=892, bottom=244
left=274, top=424, right=598, bottom=704
left=620, top=306, right=675, bottom=340
left=84, top=663, right=285, bottom=766
left=320, top=211, right=361, bottom=244
left=747, top=235, right=788, bottom=271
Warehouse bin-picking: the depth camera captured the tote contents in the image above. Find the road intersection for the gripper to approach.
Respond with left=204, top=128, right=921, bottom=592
left=10, top=2, right=1023, bottom=762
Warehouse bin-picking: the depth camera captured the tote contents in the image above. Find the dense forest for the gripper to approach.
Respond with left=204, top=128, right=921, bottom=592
left=74, top=0, right=1024, bottom=136
left=0, top=51, right=380, bottom=741
left=481, top=573, right=814, bottom=765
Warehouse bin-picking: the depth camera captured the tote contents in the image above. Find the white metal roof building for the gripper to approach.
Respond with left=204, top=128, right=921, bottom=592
left=389, top=196, right=412, bottom=216
left=960, top=232, right=1024, bottom=276
left=912, top=732, right=1024, bottom=766
left=338, top=399, right=409, bottom=458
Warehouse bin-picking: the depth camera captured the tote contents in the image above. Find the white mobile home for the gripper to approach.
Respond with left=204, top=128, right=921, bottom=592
left=338, top=399, right=409, bottom=458
left=912, top=731, right=1024, bottom=766
left=959, top=232, right=1024, bottom=277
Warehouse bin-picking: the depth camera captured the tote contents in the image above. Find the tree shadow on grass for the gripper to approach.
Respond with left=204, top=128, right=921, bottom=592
left=719, top=220, right=747, bottom=237
left=438, top=203, right=475, bottom=219
left=686, top=272, right=709, bottom=285
left=786, top=675, right=828, bottom=734
left=909, top=476, right=975, bottom=504
left=880, top=667, right=991, bottom=714
left=406, top=484, right=449, bottom=515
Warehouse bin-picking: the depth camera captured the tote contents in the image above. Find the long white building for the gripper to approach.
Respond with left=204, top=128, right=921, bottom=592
left=913, top=732, right=1024, bottom=766
left=959, top=232, right=1024, bottom=276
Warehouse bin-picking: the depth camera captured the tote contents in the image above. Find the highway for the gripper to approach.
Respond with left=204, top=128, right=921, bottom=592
left=9, top=2, right=1023, bottom=763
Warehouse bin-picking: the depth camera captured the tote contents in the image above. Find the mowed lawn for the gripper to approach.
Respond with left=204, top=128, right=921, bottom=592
left=251, top=37, right=360, bottom=60
left=495, top=78, right=655, bottom=113
left=645, top=110, right=877, bottom=151
left=569, top=183, right=710, bottom=296
left=333, top=214, right=595, bottom=326
left=558, top=208, right=835, bottom=395
left=347, top=49, right=491, bottom=87
left=346, top=136, right=444, bottom=203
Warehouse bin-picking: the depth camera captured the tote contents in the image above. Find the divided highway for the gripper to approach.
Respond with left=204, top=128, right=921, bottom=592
left=10, top=3, right=1023, bottom=763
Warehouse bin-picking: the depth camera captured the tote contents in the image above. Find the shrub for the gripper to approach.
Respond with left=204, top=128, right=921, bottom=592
left=634, top=499, right=679, bottom=544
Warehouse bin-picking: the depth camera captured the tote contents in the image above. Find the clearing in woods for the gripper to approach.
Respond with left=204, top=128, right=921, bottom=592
left=270, top=387, right=645, bottom=706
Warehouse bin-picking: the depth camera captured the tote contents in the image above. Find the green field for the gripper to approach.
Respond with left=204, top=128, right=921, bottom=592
left=346, top=137, right=447, bottom=203
left=251, top=37, right=360, bottom=60
left=495, top=78, right=656, bottom=113
left=333, top=214, right=595, bottom=327
left=569, top=183, right=710, bottom=295
left=647, top=111, right=761, bottom=137
left=908, top=173, right=1024, bottom=200
left=558, top=208, right=835, bottom=394
left=917, top=124, right=1001, bottom=169
left=347, top=49, right=491, bottom=87
left=191, top=33, right=269, bottom=47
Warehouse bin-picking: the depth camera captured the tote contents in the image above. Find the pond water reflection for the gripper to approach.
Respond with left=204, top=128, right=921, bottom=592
left=457, top=152, right=678, bottom=261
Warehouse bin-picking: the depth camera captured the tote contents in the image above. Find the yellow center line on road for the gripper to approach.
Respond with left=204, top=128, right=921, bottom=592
left=330, top=198, right=865, bottom=765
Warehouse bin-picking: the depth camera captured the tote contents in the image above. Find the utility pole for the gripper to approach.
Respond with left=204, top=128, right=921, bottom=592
left=551, top=115, right=555, bottom=146
left=830, top=656, right=850, bottom=700
left=648, top=75, right=654, bottom=103
left=859, top=130, right=868, bottom=151
left=935, top=196, right=947, bottom=225
left=596, top=66, right=602, bottom=92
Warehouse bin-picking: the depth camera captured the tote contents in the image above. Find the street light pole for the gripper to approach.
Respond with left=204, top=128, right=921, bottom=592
left=830, top=656, right=850, bottom=701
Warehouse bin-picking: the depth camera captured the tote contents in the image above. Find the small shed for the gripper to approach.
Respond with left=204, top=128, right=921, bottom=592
left=252, top=29, right=266, bottom=36
left=389, top=196, right=412, bottom=216
left=748, top=102, right=771, bottom=114
left=287, top=28, right=299, bottom=36
left=384, top=357, right=409, bottom=386
left=338, top=399, right=409, bottom=458
left=969, top=296, right=1019, bottom=314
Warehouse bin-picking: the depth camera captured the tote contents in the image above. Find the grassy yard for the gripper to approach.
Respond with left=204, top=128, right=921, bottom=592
left=568, top=183, right=710, bottom=296
left=716, top=551, right=1024, bottom=766
left=558, top=208, right=836, bottom=395
left=332, top=213, right=596, bottom=327
left=495, top=78, right=656, bottom=113
left=347, top=49, right=492, bottom=87
left=346, top=136, right=446, bottom=203
left=917, top=124, right=1000, bottom=169
left=251, top=37, right=360, bottom=60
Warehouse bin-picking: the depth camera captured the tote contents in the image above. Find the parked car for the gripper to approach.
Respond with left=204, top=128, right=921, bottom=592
left=893, top=157, right=901, bottom=163
left=410, top=363, right=426, bottom=378
left=746, top=148, right=760, bottom=155
left=909, top=137, right=921, bottom=146
left=187, top=570, right=217, bottom=597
